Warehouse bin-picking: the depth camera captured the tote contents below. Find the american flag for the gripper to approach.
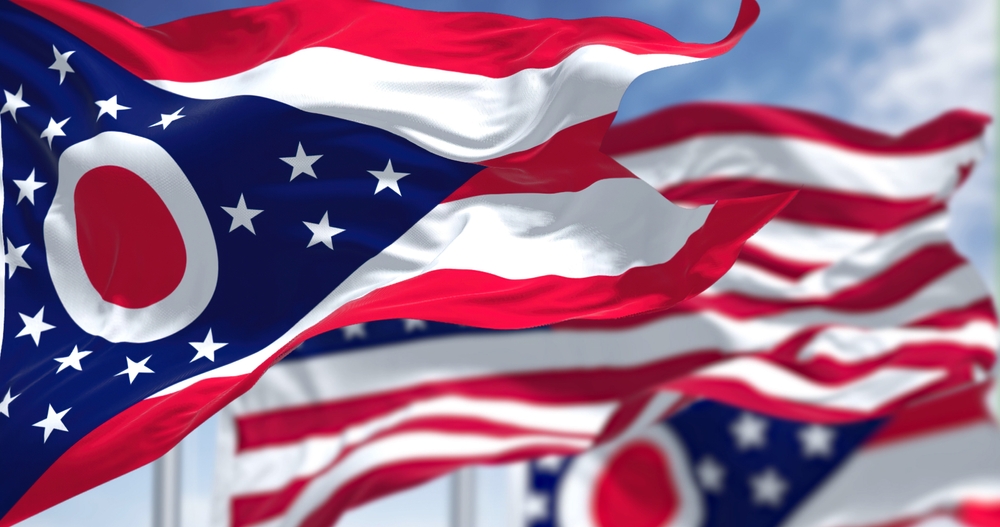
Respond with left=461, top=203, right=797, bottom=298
left=0, top=0, right=772, bottom=523
left=519, top=384, right=1000, bottom=527
left=212, top=103, right=994, bottom=526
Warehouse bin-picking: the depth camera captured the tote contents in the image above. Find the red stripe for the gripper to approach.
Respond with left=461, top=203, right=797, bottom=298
left=443, top=114, right=630, bottom=200
left=240, top=407, right=593, bottom=453
left=665, top=377, right=876, bottom=422
left=958, top=501, right=1000, bottom=527
left=678, top=245, right=966, bottom=318
left=908, top=298, right=998, bottom=329
left=737, top=244, right=825, bottom=280
left=233, top=479, right=308, bottom=527
left=767, top=343, right=994, bottom=384
left=307, top=192, right=792, bottom=331
left=236, top=352, right=719, bottom=451
left=865, top=383, right=993, bottom=447
left=851, top=502, right=1000, bottom=527
left=602, top=102, right=990, bottom=156
left=660, top=178, right=947, bottom=233
left=663, top=373, right=956, bottom=423
left=14, top=0, right=758, bottom=81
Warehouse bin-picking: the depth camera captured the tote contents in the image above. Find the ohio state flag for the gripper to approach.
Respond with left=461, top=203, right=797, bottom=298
left=0, top=0, right=778, bottom=523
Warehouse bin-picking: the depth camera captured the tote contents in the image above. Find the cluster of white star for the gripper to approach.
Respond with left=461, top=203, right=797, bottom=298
left=0, top=41, right=427, bottom=443
left=0, top=43, right=246, bottom=443
left=694, top=412, right=837, bottom=508
left=1, top=46, right=185, bottom=154
left=1, top=301, right=230, bottom=442
left=339, top=319, right=428, bottom=342
left=223, top=142, right=412, bottom=249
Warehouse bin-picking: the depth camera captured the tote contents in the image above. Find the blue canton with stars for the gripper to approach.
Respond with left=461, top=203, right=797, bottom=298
left=0, top=0, right=484, bottom=515
left=525, top=400, right=883, bottom=527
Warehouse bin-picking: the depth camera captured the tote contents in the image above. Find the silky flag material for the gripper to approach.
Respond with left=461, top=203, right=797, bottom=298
left=0, top=0, right=778, bottom=523
left=211, top=104, right=994, bottom=527
left=518, top=385, right=1000, bottom=527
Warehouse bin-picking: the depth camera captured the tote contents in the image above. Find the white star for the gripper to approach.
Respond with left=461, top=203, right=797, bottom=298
left=95, top=95, right=130, bottom=121
left=304, top=211, right=345, bottom=250
left=150, top=107, right=185, bottom=129
left=534, top=455, right=565, bottom=473
left=280, top=142, right=323, bottom=181
left=222, top=194, right=263, bottom=234
left=1, top=85, right=29, bottom=122
left=368, top=160, right=410, bottom=196
left=798, top=424, right=836, bottom=459
left=403, top=319, right=428, bottom=333
left=39, top=117, right=69, bottom=148
left=48, top=45, right=75, bottom=85
left=13, top=169, right=46, bottom=205
left=524, top=492, right=549, bottom=522
left=341, top=323, right=367, bottom=341
left=54, top=346, right=92, bottom=373
left=116, top=356, right=154, bottom=384
left=0, top=389, right=19, bottom=418
left=749, top=467, right=789, bottom=508
left=696, top=455, right=726, bottom=493
left=33, top=405, right=71, bottom=443
left=17, top=307, right=54, bottom=346
left=730, top=412, right=768, bottom=451
left=5, top=238, right=30, bottom=278
left=189, top=329, right=228, bottom=363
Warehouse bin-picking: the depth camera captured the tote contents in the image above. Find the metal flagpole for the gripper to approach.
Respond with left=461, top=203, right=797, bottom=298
left=152, top=446, right=182, bottom=527
left=450, top=467, right=476, bottom=527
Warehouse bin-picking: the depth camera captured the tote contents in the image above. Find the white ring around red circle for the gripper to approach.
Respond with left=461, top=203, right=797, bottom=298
left=44, top=131, right=218, bottom=343
left=557, top=425, right=703, bottom=527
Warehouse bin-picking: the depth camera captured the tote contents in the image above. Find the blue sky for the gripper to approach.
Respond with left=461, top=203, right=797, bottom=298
left=19, top=1, right=995, bottom=526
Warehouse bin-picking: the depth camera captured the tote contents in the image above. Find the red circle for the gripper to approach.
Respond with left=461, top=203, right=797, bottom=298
left=75, top=165, right=186, bottom=308
left=592, top=441, right=678, bottom=527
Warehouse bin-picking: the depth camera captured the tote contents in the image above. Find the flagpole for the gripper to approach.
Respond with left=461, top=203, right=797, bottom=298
left=450, top=467, right=476, bottom=527
left=152, top=446, right=182, bottom=527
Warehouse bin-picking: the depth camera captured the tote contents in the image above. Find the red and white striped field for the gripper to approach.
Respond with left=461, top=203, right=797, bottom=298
left=213, top=103, right=995, bottom=527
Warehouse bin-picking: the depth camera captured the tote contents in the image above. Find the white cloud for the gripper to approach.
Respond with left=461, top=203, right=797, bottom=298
left=837, top=0, right=994, bottom=131
left=828, top=0, right=996, bottom=286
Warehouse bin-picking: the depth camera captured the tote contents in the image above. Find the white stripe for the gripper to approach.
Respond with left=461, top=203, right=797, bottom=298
left=229, top=396, right=614, bottom=495
left=798, top=320, right=998, bottom=363
left=150, top=45, right=697, bottom=163
left=781, top=423, right=1000, bottom=527
left=152, top=178, right=711, bottom=398
left=744, top=219, right=878, bottom=265
left=231, top=269, right=987, bottom=415
left=690, top=357, right=946, bottom=412
left=907, top=517, right=972, bottom=527
left=384, top=180, right=711, bottom=281
left=278, top=431, right=593, bottom=527
left=708, top=213, right=951, bottom=299
left=615, top=134, right=984, bottom=199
